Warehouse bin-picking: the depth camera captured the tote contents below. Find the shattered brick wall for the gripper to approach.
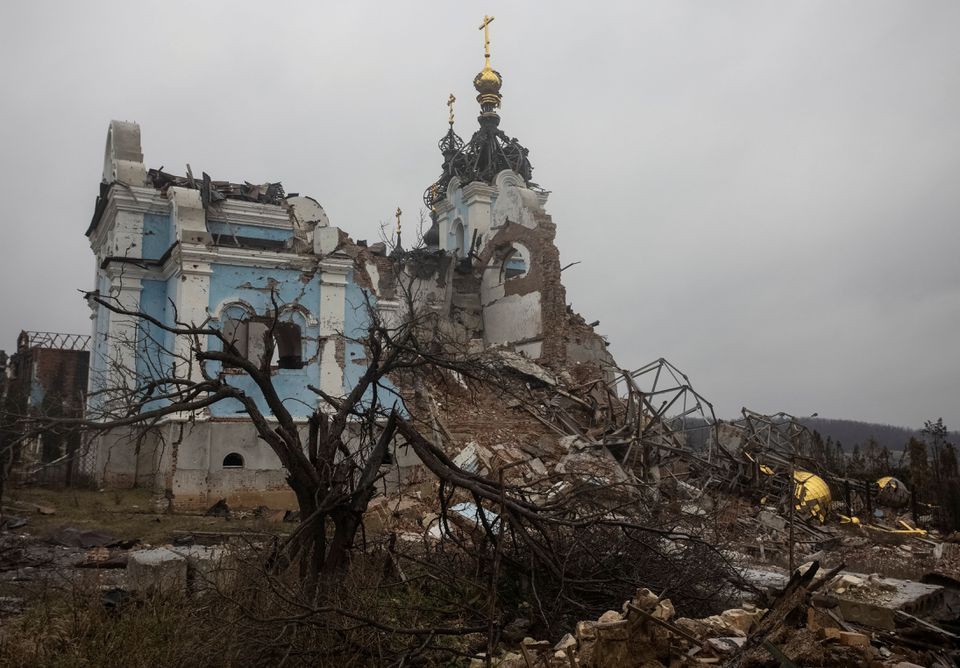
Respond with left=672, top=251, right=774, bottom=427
left=1, top=340, right=89, bottom=483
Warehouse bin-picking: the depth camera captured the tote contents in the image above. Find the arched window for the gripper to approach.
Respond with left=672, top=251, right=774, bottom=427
left=273, top=321, right=303, bottom=369
left=499, top=243, right=529, bottom=282
left=453, top=220, right=465, bottom=257
left=222, top=452, right=244, bottom=468
left=219, top=306, right=305, bottom=370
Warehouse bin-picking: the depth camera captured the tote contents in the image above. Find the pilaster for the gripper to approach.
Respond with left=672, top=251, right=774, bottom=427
left=317, top=255, right=353, bottom=399
left=171, top=250, right=213, bottom=381
left=101, top=266, right=143, bottom=393
left=462, top=181, right=496, bottom=247
left=168, top=186, right=211, bottom=245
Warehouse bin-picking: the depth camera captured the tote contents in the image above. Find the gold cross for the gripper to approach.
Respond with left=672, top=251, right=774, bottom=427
left=479, top=15, right=495, bottom=64
left=395, top=206, right=402, bottom=234
left=447, top=93, right=456, bottom=125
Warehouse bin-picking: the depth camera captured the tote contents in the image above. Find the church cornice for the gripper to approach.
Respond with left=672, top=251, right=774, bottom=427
left=88, top=185, right=168, bottom=250
left=168, top=243, right=316, bottom=277
left=207, top=199, right=294, bottom=230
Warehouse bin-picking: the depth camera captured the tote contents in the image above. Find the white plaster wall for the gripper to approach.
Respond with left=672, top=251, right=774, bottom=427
left=483, top=292, right=542, bottom=345
left=317, top=257, right=351, bottom=398
left=102, top=269, right=142, bottom=395
left=109, top=210, right=145, bottom=258
left=406, top=266, right=453, bottom=317
left=515, top=341, right=544, bottom=358
left=491, top=170, right=542, bottom=230
left=463, top=183, right=495, bottom=249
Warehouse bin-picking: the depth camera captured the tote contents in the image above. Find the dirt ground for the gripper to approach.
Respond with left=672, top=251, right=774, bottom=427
left=2, top=486, right=289, bottom=545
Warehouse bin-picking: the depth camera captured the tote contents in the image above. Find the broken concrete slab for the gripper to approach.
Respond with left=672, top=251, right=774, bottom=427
left=827, top=572, right=945, bottom=631
left=0, top=515, right=28, bottom=530
left=707, top=636, right=746, bottom=654
left=757, top=509, right=787, bottom=532
left=126, top=548, right=187, bottom=594
left=170, top=545, right=234, bottom=593
left=496, top=350, right=556, bottom=386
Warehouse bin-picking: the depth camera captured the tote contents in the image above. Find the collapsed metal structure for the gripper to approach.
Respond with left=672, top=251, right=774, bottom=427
left=509, top=354, right=907, bottom=528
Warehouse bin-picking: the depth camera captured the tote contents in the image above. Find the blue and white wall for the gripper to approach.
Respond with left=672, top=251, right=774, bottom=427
left=84, top=120, right=366, bottom=508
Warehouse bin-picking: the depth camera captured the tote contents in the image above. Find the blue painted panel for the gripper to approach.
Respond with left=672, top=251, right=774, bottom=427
left=136, top=279, right=171, bottom=411
left=142, top=213, right=172, bottom=260
left=206, top=263, right=322, bottom=418
left=343, top=273, right=403, bottom=414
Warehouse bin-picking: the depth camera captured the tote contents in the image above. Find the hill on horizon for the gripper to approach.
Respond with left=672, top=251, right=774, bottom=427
left=676, top=416, right=958, bottom=454
left=793, top=417, right=957, bottom=453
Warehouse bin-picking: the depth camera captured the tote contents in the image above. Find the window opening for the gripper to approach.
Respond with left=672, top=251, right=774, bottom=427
left=274, top=321, right=303, bottom=369
left=222, top=452, right=244, bottom=468
left=220, top=316, right=303, bottom=370
left=453, top=220, right=465, bottom=258
left=500, top=245, right=528, bottom=282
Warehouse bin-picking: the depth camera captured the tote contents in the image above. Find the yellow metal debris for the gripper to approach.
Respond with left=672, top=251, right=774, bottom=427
left=794, top=470, right=831, bottom=523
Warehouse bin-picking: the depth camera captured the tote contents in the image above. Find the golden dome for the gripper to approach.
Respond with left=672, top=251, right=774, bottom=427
left=474, top=66, right=502, bottom=109
left=474, top=65, right=502, bottom=94
left=793, top=470, right=831, bottom=523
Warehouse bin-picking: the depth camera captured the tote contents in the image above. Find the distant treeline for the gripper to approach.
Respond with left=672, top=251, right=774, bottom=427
left=675, top=416, right=958, bottom=454
left=796, top=417, right=960, bottom=454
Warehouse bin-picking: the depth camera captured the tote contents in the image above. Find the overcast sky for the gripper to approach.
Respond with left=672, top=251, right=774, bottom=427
left=1, top=1, right=958, bottom=429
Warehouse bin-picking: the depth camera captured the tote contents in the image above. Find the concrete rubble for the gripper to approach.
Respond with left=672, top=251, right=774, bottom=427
left=472, top=569, right=960, bottom=667
left=126, top=548, right=188, bottom=594
left=354, top=351, right=960, bottom=665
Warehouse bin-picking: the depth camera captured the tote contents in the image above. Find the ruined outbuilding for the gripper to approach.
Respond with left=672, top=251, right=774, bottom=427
left=0, top=331, right=90, bottom=484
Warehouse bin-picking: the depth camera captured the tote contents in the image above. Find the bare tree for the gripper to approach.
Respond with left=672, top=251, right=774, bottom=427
left=72, top=270, right=494, bottom=584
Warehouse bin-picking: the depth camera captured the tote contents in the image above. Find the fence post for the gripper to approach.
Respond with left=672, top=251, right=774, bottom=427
left=911, top=486, right=920, bottom=526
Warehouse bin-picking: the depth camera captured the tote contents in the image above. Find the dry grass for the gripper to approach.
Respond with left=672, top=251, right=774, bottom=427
left=0, top=549, right=481, bottom=668
left=3, top=486, right=289, bottom=545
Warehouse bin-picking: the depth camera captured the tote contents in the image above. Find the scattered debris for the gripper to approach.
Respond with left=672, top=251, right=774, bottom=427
left=205, top=499, right=231, bottom=519
left=46, top=526, right=121, bottom=549
left=0, top=515, right=28, bottom=531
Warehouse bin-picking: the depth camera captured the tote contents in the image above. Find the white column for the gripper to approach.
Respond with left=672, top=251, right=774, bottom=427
left=102, top=266, right=143, bottom=393
left=317, top=256, right=353, bottom=400
left=462, top=182, right=496, bottom=245
left=171, top=258, right=212, bottom=382
left=168, top=185, right=213, bottom=382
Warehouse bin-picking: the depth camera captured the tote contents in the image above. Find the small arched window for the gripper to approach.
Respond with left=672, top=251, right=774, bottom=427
left=452, top=220, right=465, bottom=257
left=222, top=452, right=245, bottom=468
left=499, top=243, right=529, bottom=282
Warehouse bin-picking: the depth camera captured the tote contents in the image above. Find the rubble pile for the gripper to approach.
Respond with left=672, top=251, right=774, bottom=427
left=481, top=565, right=959, bottom=667
left=395, top=351, right=649, bottom=497
left=369, top=352, right=960, bottom=663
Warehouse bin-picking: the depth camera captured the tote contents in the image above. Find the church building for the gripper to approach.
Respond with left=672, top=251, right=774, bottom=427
left=83, top=18, right=613, bottom=509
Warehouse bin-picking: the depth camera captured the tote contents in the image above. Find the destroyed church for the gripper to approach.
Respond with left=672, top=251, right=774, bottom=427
left=83, top=32, right=615, bottom=510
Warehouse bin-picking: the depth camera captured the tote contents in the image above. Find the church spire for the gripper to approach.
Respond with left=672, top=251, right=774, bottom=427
left=423, top=16, right=534, bottom=209
left=474, top=15, right=503, bottom=116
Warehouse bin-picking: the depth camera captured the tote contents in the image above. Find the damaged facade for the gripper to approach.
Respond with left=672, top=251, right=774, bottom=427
left=83, top=44, right=614, bottom=509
